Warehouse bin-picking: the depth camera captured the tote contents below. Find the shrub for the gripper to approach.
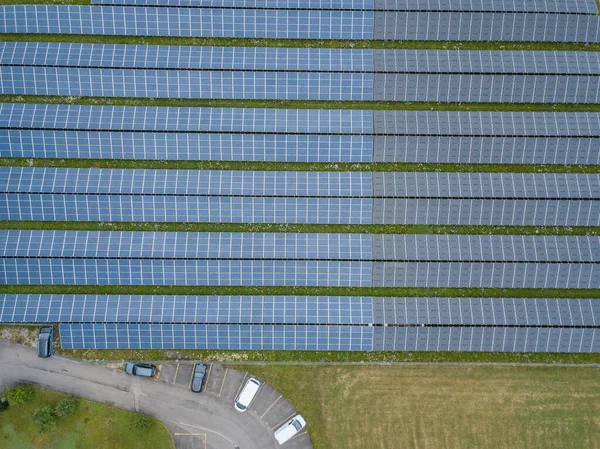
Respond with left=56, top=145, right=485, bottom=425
left=7, top=385, right=34, bottom=405
left=55, top=397, right=76, bottom=418
left=130, top=413, right=153, bottom=431
left=33, top=405, right=56, bottom=431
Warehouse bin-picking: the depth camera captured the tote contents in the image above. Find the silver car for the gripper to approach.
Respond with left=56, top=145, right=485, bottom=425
left=191, top=363, right=208, bottom=393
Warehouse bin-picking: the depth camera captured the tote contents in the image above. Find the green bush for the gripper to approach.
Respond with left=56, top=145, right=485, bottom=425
left=7, top=385, right=35, bottom=405
left=33, top=405, right=56, bottom=431
left=55, top=397, right=76, bottom=418
left=130, top=413, right=153, bottom=431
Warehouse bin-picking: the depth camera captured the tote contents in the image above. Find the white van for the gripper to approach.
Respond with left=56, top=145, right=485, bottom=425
left=234, top=377, right=261, bottom=412
left=274, top=414, right=306, bottom=444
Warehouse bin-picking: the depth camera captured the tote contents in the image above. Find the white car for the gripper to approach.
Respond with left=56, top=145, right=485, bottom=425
left=274, top=414, right=306, bottom=444
left=234, top=377, right=261, bottom=412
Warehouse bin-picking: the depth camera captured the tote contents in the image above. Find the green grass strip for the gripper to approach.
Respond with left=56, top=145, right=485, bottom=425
left=2, top=221, right=600, bottom=236
left=1, top=33, right=600, bottom=51
left=4, top=157, right=600, bottom=174
left=3, top=94, right=600, bottom=112
left=2, top=285, right=600, bottom=298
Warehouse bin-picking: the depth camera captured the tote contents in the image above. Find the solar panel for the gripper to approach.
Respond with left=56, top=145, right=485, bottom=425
left=372, top=326, right=599, bottom=352
left=0, top=295, right=374, bottom=324
left=0, top=67, right=373, bottom=101
left=0, top=194, right=373, bottom=224
left=0, top=131, right=373, bottom=162
left=88, top=0, right=600, bottom=14
left=372, top=297, right=600, bottom=326
left=374, top=12, right=600, bottom=42
left=0, top=6, right=375, bottom=39
left=373, top=199, right=600, bottom=226
left=374, top=74, right=600, bottom=103
left=373, top=136, right=600, bottom=165
left=0, top=168, right=373, bottom=197
left=0, top=104, right=372, bottom=134
left=0, top=259, right=373, bottom=286
left=59, top=323, right=375, bottom=350
left=372, top=262, right=600, bottom=288
left=0, top=230, right=373, bottom=260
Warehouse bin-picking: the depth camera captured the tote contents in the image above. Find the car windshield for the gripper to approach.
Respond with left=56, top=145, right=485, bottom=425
left=236, top=402, right=247, bottom=411
left=292, top=420, right=302, bottom=431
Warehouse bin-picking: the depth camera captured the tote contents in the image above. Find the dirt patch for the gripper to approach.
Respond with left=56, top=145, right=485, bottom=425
left=0, top=325, right=38, bottom=348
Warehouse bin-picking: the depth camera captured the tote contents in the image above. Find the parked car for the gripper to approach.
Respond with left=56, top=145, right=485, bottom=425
left=37, top=325, right=54, bottom=358
left=124, top=362, right=156, bottom=377
left=191, top=363, right=208, bottom=393
left=274, top=414, right=306, bottom=445
left=234, top=377, right=261, bottom=412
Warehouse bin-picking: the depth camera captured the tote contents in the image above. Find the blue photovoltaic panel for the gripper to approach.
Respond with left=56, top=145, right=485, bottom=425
left=0, top=67, right=374, bottom=101
left=58, top=323, right=375, bottom=350
left=0, top=6, right=375, bottom=39
left=373, top=327, right=599, bottom=352
left=0, top=131, right=373, bottom=162
left=0, top=259, right=373, bottom=286
left=0, top=168, right=373, bottom=197
left=0, top=103, right=372, bottom=134
left=0, top=42, right=374, bottom=72
left=373, top=297, right=600, bottom=326
left=0, top=230, right=373, bottom=260
left=0, top=295, right=374, bottom=324
left=0, top=194, right=373, bottom=224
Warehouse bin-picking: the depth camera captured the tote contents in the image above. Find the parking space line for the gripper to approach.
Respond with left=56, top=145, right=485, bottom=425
left=270, top=412, right=297, bottom=430
left=173, top=363, right=180, bottom=385
left=233, top=372, right=248, bottom=401
left=260, top=394, right=282, bottom=419
left=156, top=367, right=161, bottom=381
left=174, top=432, right=207, bottom=449
left=188, top=365, right=194, bottom=389
left=218, top=368, right=229, bottom=397
left=204, top=363, right=213, bottom=386
left=288, top=431, right=307, bottom=442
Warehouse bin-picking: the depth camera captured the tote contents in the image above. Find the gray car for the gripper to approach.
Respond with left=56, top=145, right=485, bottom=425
left=125, top=362, right=156, bottom=377
left=37, top=325, right=54, bottom=358
left=191, top=363, right=208, bottom=393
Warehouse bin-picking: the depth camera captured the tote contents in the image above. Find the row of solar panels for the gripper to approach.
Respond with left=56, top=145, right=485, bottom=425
left=89, top=0, right=600, bottom=14
left=4, top=168, right=600, bottom=198
left=3, top=104, right=598, bottom=135
left=4, top=67, right=600, bottom=103
left=4, top=196, right=599, bottom=225
left=4, top=43, right=600, bottom=74
left=1, top=7, right=600, bottom=42
left=3, top=231, right=600, bottom=262
left=58, top=324, right=599, bottom=352
left=1, top=295, right=597, bottom=326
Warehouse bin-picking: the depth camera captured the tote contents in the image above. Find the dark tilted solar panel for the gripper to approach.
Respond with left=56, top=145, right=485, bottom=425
left=0, top=230, right=373, bottom=260
left=373, top=136, right=600, bottom=165
left=373, top=74, right=600, bottom=103
left=371, top=262, right=600, bottom=288
left=372, top=172, right=600, bottom=198
left=0, top=259, right=373, bottom=286
left=0, top=103, right=372, bottom=134
left=0, top=194, right=373, bottom=224
left=0, top=131, right=374, bottom=162
left=0, top=168, right=373, bottom=197
left=0, top=66, right=374, bottom=101
left=0, top=6, right=375, bottom=39
left=372, top=297, right=600, bottom=326
left=372, top=326, right=599, bottom=352
left=89, top=0, right=599, bottom=14
left=0, top=294, right=374, bottom=324
left=58, top=323, right=375, bottom=350
left=370, top=235, right=600, bottom=262
left=372, top=199, right=600, bottom=226
left=373, top=12, right=600, bottom=42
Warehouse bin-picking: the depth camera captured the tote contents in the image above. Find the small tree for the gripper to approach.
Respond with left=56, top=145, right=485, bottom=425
left=7, top=385, right=34, bottom=405
left=130, top=413, right=152, bottom=431
left=55, top=397, right=76, bottom=418
left=33, top=405, right=56, bottom=431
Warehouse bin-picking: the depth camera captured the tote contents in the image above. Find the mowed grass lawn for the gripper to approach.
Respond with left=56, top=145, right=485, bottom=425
left=242, top=365, right=600, bottom=449
left=0, top=386, right=174, bottom=449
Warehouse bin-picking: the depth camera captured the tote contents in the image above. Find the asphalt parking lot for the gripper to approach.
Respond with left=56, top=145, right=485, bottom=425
left=158, top=362, right=312, bottom=449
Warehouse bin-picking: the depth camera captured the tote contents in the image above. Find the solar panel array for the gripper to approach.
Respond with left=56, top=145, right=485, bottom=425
left=1, top=295, right=597, bottom=352
left=2, top=43, right=598, bottom=102
left=3, top=104, right=598, bottom=164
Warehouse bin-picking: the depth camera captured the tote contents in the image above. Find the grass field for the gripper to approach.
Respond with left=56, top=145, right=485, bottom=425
left=0, top=386, right=174, bottom=449
left=240, top=364, right=600, bottom=449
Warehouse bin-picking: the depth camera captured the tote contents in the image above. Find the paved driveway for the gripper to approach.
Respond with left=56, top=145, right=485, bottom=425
left=0, top=340, right=312, bottom=449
